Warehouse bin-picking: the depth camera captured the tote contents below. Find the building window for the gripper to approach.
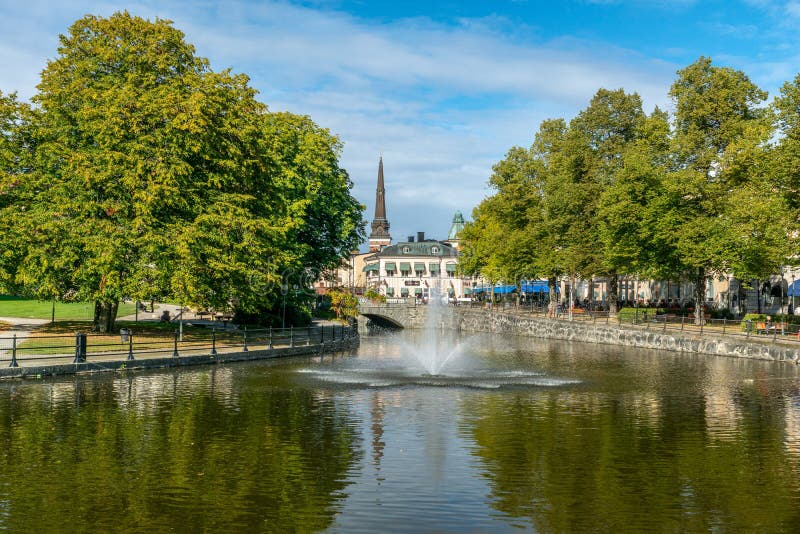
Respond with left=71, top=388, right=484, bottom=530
left=403, top=246, right=410, bottom=253
left=401, top=270, right=410, bottom=277
left=431, top=246, right=439, bottom=254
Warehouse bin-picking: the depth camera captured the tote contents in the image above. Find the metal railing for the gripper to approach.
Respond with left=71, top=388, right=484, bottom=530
left=0, top=324, right=355, bottom=368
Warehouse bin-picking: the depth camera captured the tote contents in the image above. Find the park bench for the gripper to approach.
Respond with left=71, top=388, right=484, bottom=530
left=756, top=322, right=787, bottom=335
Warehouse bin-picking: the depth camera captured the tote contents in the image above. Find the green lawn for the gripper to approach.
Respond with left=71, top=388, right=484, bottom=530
left=0, top=296, right=136, bottom=320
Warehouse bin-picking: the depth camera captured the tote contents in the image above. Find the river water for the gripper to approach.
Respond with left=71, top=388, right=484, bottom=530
left=1, top=330, right=800, bottom=532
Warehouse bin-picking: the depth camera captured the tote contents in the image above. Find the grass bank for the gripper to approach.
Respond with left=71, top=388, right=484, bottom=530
left=0, top=296, right=136, bottom=320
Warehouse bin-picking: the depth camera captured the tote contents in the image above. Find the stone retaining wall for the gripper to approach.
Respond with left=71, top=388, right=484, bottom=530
left=455, top=309, right=800, bottom=363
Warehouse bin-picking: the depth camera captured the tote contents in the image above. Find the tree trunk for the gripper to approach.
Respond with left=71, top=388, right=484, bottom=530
left=608, top=273, right=619, bottom=316
left=693, top=268, right=705, bottom=325
left=548, top=276, right=558, bottom=316
left=93, top=300, right=119, bottom=333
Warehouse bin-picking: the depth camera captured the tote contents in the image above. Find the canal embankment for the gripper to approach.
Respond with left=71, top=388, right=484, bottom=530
left=360, top=303, right=800, bottom=363
left=0, top=323, right=359, bottom=379
left=455, top=309, right=800, bottom=364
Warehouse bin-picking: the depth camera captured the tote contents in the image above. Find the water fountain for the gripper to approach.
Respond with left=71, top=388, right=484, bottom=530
left=294, top=288, right=581, bottom=390
left=404, top=288, right=463, bottom=375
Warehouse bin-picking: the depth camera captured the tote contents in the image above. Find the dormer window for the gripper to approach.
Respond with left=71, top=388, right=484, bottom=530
left=403, top=246, right=410, bottom=253
left=431, top=246, right=439, bottom=254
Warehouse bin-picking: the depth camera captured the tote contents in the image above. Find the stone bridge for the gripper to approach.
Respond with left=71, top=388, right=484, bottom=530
left=359, top=303, right=429, bottom=329
left=358, top=303, right=800, bottom=364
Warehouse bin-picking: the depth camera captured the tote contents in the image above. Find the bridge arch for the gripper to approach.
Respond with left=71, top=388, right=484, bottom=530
left=360, top=312, right=405, bottom=329
left=358, top=304, right=423, bottom=329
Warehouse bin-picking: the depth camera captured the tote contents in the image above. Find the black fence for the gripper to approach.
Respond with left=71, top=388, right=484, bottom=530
left=0, top=325, right=354, bottom=367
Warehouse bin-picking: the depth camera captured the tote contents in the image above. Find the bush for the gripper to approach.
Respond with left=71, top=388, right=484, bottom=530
left=709, top=307, right=735, bottom=320
left=737, top=313, right=800, bottom=331
left=616, top=307, right=653, bottom=322
left=617, top=306, right=671, bottom=322
left=328, top=290, right=359, bottom=321
left=740, top=313, right=767, bottom=332
left=364, top=288, right=386, bottom=303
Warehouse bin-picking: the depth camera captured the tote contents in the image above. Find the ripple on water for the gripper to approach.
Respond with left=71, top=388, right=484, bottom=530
left=295, top=367, right=581, bottom=390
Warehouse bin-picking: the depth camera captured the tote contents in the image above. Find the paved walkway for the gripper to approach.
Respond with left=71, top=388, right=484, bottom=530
left=117, top=302, right=186, bottom=322
left=0, top=317, right=50, bottom=356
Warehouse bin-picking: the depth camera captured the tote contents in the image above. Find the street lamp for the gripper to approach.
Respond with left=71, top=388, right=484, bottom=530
left=350, top=253, right=355, bottom=295
left=281, top=281, right=288, bottom=329
left=727, top=274, right=732, bottom=314
left=781, top=267, right=785, bottom=316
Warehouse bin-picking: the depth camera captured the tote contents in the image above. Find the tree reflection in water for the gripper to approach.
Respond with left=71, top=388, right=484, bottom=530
left=0, top=366, right=362, bottom=532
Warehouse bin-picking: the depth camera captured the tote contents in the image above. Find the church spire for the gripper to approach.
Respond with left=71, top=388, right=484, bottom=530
left=375, top=156, right=386, bottom=220
left=369, top=156, right=391, bottom=252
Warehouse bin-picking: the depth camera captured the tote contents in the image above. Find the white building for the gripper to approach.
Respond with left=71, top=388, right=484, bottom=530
left=363, top=231, right=470, bottom=301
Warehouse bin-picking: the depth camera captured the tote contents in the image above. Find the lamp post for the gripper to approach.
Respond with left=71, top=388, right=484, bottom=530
left=727, top=274, right=732, bottom=313
left=350, top=253, right=355, bottom=295
left=281, top=281, right=288, bottom=329
left=792, top=273, right=796, bottom=315
left=781, top=268, right=785, bottom=316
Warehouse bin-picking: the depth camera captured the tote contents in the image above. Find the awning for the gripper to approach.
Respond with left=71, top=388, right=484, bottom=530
left=414, top=262, right=425, bottom=272
left=464, top=288, right=472, bottom=294
left=385, top=262, right=396, bottom=271
left=400, top=262, right=411, bottom=271
left=362, top=263, right=378, bottom=272
left=495, top=285, right=516, bottom=294
left=521, top=280, right=555, bottom=293
left=429, top=262, right=440, bottom=273
left=386, top=287, right=394, bottom=296
left=788, top=279, right=800, bottom=297
left=446, top=262, right=456, bottom=273
left=400, top=288, right=409, bottom=296
left=414, top=288, right=423, bottom=295
left=472, top=285, right=516, bottom=294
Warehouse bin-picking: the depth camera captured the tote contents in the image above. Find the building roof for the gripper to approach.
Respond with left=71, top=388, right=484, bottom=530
left=447, top=211, right=465, bottom=241
left=367, top=239, right=458, bottom=259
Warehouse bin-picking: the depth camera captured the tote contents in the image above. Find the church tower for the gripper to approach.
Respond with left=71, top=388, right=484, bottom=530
left=368, top=156, right=391, bottom=252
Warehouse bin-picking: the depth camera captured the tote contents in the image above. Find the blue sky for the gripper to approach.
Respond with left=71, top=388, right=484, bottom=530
left=1, top=1, right=799, bottom=244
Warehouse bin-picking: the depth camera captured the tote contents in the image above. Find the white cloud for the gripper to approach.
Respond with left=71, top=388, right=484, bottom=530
left=0, top=0, right=683, bottom=244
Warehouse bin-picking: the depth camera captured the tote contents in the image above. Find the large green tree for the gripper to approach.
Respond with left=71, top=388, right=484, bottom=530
left=0, top=91, right=32, bottom=293
left=664, top=57, right=786, bottom=322
left=554, top=89, right=646, bottom=313
left=597, top=108, right=677, bottom=284
left=772, top=74, right=800, bottom=256
left=0, top=12, right=363, bottom=331
left=460, top=120, right=567, bottom=302
left=462, top=58, right=792, bottom=319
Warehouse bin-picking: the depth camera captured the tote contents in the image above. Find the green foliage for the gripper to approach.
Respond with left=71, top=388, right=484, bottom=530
left=461, top=57, right=795, bottom=317
left=363, top=288, right=386, bottom=303
left=740, top=313, right=800, bottom=330
left=616, top=307, right=655, bottom=321
left=0, top=12, right=363, bottom=332
left=327, top=290, right=358, bottom=320
left=708, top=307, right=735, bottom=320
